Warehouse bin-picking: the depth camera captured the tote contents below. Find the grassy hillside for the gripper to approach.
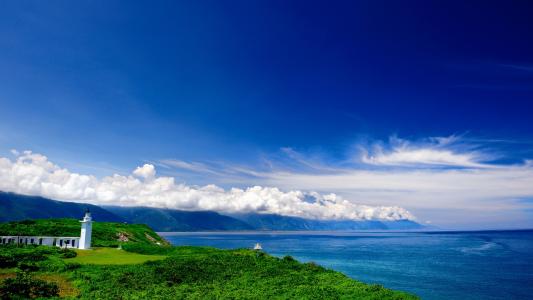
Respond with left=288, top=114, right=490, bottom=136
left=1, top=244, right=417, bottom=299
left=0, top=219, right=418, bottom=299
left=74, top=246, right=417, bottom=299
left=0, top=219, right=169, bottom=247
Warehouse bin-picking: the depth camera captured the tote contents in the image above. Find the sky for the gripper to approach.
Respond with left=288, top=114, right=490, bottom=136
left=0, top=1, right=532, bottom=229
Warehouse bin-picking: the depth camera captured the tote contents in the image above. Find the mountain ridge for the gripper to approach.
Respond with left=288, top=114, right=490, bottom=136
left=0, top=191, right=423, bottom=231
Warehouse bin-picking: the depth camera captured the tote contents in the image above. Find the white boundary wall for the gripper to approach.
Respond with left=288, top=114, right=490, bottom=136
left=0, top=236, right=80, bottom=248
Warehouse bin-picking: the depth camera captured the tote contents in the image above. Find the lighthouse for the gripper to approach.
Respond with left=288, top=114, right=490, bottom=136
left=79, top=209, right=93, bottom=249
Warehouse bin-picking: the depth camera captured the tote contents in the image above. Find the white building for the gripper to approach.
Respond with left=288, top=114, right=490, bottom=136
left=0, top=211, right=93, bottom=249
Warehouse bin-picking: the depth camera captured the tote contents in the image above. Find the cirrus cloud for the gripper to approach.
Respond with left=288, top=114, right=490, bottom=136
left=360, top=135, right=491, bottom=168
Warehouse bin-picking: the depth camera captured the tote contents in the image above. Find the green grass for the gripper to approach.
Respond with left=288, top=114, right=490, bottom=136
left=65, top=248, right=166, bottom=265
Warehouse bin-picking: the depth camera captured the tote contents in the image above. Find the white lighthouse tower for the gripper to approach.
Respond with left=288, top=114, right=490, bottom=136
left=79, top=209, right=93, bottom=249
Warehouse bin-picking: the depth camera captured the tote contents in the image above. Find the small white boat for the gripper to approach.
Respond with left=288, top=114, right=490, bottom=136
left=253, top=243, right=263, bottom=250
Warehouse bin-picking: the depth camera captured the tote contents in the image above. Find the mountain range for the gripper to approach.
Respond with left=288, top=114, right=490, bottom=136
left=0, top=191, right=423, bottom=231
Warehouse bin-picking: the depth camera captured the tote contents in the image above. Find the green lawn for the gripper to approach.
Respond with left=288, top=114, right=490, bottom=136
left=64, top=247, right=167, bottom=265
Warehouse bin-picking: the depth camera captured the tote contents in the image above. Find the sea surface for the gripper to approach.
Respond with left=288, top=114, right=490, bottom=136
left=160, top=230, right=533, bottom=300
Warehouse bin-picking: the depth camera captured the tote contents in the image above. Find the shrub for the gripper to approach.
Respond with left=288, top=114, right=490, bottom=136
left=282, top=255, right=296, bottom=263
left=19, top=220, right=36, bottom=225
left=0, top=271, right=59, bottom=299
left=0, top=254, right=17, bottom=268
left=304, top=261, right=324, bottom=272
left=0, top=245, right=69, bottom=269
left=17, top=262, right=39, bottom=272
left=59, top=248, right=77, bottom=258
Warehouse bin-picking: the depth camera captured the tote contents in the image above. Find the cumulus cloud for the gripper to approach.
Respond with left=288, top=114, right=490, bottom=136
left=133, top=164, right=156, bottom=179
left=0, top=151, right=414, bottom=221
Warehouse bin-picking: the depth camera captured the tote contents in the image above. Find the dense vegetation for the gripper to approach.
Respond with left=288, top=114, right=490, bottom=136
left=0, top=244, right=417, bottom=299
left=0, top=219, right=418, bottom=299
left=0, top=245, right=77, bottom=273
left=0, top=245, right=78, bottom=299
left=0, top=271, right=59, bottom=299
left=72, top=246, right=417, bottom=299
left=0, top=219, right=168, bottom=247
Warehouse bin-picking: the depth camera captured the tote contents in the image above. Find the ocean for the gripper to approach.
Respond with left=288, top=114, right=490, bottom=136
left=160, top=230, right=533, bottom=300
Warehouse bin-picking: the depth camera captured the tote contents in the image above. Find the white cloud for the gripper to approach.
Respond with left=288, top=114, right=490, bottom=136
left=0, top=151, right=414, bottom=221
left=133, top=164, right=156, bottom=179
left=360, top=136, right=489, bottom=168
left=256, top=163, right=533, bottom=229
left=5, top=134, right=532, bottom=228
left=150, top=136, right=533, bottom=228
left=362, top=147, right=484, bottom=167
left=159, top=159, right=222, bottom=175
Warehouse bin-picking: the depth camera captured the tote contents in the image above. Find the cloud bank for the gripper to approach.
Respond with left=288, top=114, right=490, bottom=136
left=0, top=151, right=414, bottom=221
left=156, top=135, right=533, bottom=228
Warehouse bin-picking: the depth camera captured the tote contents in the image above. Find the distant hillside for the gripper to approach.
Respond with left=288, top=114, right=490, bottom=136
left=105, top=206, right=253, bottom=231
left=232, top=213, right=424, bottom=230
left=0, top=218, right=168, bottom=247
left=0, top=191, right=423, bottom=231
left=0, top=191, right=123, bottom=222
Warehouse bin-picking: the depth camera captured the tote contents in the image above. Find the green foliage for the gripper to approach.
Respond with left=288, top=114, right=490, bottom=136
left=282, top=255, right=297, bottom=263
left=17, top=262, right=39, bottom=272
left=0, top=271, right=59, bottom=299
left=0, top=220, right=418, bottom=299
left=67, top=247, right=418, bottom=299
left=0, top=245, right=73, bottom=269
left=59, top=248, right=77, bottom=258
left=1, top=243, right=417, bottom=299
left=0, top=218, right=168, bottom=247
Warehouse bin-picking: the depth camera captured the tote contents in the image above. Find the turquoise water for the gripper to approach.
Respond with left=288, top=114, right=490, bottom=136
left=160, top=230, right=533, bottom=300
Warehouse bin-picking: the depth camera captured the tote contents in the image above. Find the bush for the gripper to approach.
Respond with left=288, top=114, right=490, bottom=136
left=17, top=262, right=39, bottom=272
left=59, top=248, right=77, bottom=258
left=0, top=253, right=17, bottom=268
left=0, top=245, right=48, bottom=268
left=304, top=261, right=324, bottom=272
left=0, top=271, right=59, bottom=299
left=19, top=220, right=36, bottom=225
left=0, top=245, right=75, bottom=272
left=282, top=255, right=296, bottom=263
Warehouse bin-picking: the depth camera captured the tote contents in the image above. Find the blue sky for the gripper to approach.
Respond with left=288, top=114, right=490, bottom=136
left=1, top=1, right=533, bottom=229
